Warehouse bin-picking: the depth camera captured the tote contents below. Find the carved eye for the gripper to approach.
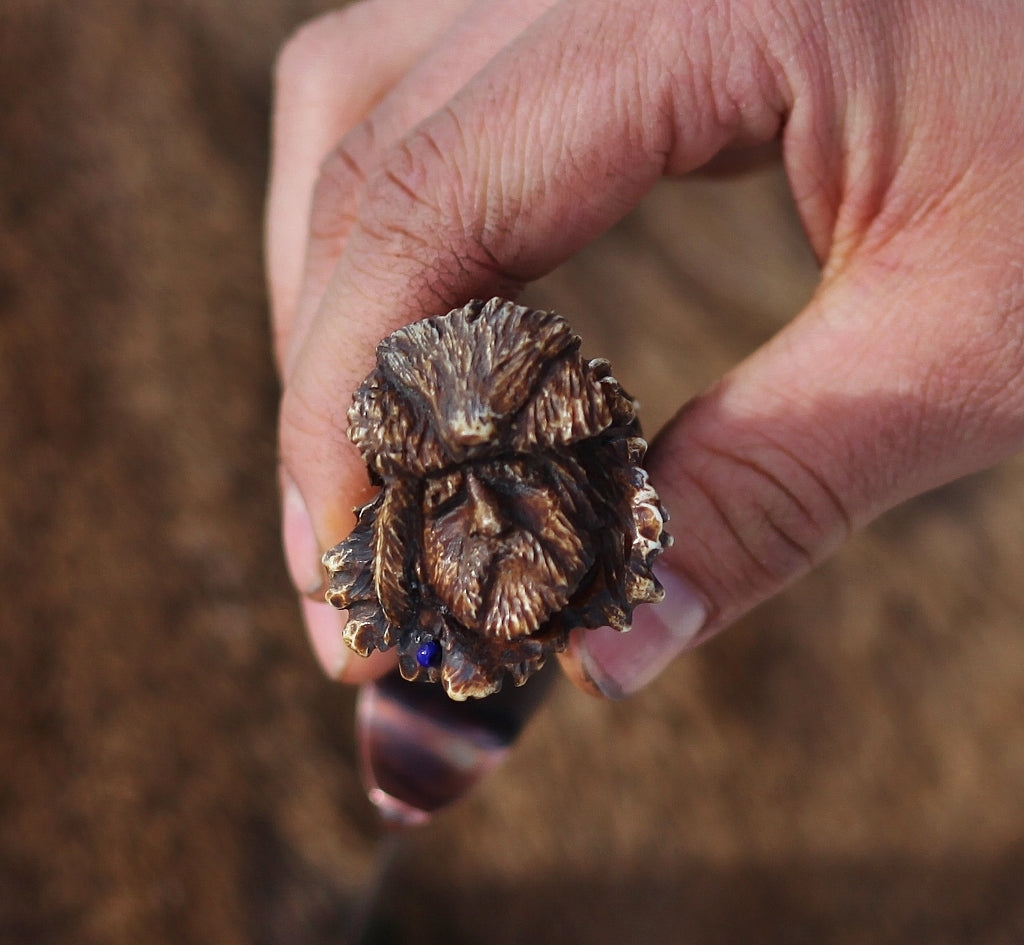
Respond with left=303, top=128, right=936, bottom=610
left=466, top=459, right=542, bottom=528
left=422, top=470, right=464, bottom=518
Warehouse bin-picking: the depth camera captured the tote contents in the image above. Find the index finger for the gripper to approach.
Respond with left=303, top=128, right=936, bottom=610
left=280, top=0, right=784, bottom=546
left=266, top=0, right=469, bottom=370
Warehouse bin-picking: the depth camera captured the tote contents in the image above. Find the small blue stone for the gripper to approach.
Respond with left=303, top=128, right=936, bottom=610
left=416, top=640, right=442, bottom=668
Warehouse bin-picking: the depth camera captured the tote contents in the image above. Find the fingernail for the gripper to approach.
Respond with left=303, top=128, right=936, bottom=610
left=282, top=474, right=325, bottom=596
left=302, top=596, right=349, bottom=679
left=579, top=564, right=708, bottom=699
left=356, top=668, right=555, bottom=828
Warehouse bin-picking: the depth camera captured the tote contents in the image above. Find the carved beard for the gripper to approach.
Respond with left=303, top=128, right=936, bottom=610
left=421, top=462, right=593, bottom=640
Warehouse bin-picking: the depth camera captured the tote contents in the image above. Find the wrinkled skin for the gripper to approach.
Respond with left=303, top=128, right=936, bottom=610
left=422, top=459, right=591, bottom=640
left=267, top=0, right=1024, bottom=694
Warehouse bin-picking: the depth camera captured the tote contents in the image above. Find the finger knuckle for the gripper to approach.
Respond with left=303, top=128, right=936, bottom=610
left=274, top=8, right=348, bottom=95
left=365, top=128, right=452, bottom=226
left=308, top=123, right=377, bottom=244
left=275, top=0, right=389, bottom=82
left=350, top=128, right=459, bottom=265
left=347, top=118, right=525, bottom=305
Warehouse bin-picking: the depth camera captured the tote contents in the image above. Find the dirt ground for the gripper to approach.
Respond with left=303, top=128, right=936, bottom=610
left=2, top=2, right=1024, bottom=943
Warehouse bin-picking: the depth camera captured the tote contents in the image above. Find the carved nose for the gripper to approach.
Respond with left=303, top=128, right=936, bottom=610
left=466, top=474, right=504, bottom=537
left=447, top=410, right=496, bottom=447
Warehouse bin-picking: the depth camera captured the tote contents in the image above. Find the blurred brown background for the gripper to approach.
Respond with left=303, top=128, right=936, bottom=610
left=2, top=1, right=1024, bottom=943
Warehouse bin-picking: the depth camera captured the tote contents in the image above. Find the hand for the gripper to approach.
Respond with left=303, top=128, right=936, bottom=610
left=267, top=0, right=1024, bottom=698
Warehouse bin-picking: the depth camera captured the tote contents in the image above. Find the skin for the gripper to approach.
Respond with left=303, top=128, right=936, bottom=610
left=266, top=0, right=1024, bottom=693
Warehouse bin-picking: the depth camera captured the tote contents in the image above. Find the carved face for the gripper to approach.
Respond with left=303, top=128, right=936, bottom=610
left=420, top=457, right=593, bottom=640
left=323, top=298, right=670, bottom=699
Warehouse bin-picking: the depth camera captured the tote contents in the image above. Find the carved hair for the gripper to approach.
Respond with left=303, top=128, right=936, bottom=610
left=324, top=298, right=670, bottom=700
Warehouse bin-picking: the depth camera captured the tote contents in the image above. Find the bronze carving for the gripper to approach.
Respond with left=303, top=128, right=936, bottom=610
left=323, top=298, right=670, bottom=700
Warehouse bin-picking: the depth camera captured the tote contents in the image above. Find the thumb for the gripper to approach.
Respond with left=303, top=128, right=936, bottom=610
left=565, top=239, right=1024, bottom=698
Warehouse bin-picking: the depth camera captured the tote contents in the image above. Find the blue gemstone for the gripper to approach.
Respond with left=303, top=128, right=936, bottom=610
left=416, top=640, right=442, bottom=668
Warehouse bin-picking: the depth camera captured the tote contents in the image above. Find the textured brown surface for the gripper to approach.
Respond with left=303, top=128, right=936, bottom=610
left=3, top=1, right=1024, bottom=943
left=324, top=298, right=668, bottom=699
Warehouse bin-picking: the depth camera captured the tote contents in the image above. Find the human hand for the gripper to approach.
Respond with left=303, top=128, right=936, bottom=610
left=267, top=0, right=1024, bottom=699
